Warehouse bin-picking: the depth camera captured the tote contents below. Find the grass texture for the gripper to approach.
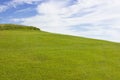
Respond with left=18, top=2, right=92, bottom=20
left=0, top=24, right=40, bottom=30
left=0, top=25, right=120, bottom=80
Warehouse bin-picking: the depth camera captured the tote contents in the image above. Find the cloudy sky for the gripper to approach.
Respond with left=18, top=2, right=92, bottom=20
left=0, top=0, right=120, bottom=42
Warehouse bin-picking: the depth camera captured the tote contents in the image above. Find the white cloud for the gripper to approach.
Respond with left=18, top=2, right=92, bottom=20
left=7, top=0, right=41, bottom=6
left=12, top=0, right=120, bottom=42
left=15, top=7, right=32, bottom=13
left=0, top=5, right=7, bottom=12
left=0, top=0, right=41, bottom=12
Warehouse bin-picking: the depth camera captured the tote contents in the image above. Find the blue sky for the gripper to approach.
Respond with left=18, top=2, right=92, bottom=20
left=0, top=0, right=120, bottom=42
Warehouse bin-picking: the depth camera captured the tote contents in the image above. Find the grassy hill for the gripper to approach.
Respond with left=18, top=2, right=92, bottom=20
left=0, top=24, right=40, bottom=30
left=0, top=24, right=120, bottom=80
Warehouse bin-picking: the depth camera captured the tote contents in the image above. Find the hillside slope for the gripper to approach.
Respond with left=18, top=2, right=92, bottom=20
left=0, top=26, right=120, bottom=80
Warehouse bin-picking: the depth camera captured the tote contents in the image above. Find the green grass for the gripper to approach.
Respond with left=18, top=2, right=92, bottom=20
left=0, top=24, right=40, bottom=30
left=0, top=25, right=120, bottom=80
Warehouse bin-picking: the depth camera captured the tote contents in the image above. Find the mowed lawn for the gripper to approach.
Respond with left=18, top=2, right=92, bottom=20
left=0, top=30, right=120, bottom=80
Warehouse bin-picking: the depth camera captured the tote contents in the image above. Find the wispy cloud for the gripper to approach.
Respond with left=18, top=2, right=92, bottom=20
left=11, top=0, right=120, bottom=42
left=0, top=0, right=41, bottom=13
left=15, top=8, right=32, bottom=13
left=0, top=5, right=8, bottom=12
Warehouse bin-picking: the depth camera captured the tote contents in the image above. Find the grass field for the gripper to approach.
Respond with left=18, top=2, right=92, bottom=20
left=0, top=27, right=120, bottom=80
